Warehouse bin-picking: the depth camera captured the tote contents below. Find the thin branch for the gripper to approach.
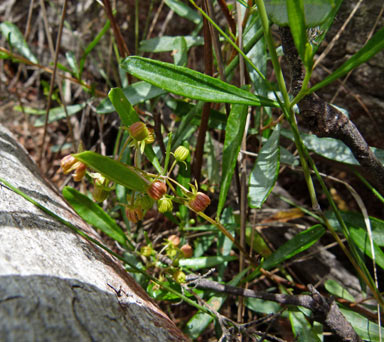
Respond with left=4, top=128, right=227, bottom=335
left=192, top=0, right=213, bottom=184
left=39, top=0, right=67, bottom=166
left=186, top=276, right=362, bottom=342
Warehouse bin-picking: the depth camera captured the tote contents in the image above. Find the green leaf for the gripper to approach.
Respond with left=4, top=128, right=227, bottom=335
left=147, top=281, right=186, bottom=301
left=244, top=13, right=267, bottom=92
left=108, top=87, right=140, bottom=126
left=340, top=307, right=384, bottom=342
left=289, top=309, right=322, bottom=342
left=245, top=297, right=281, bottom=314
left=121, top=56, right=278, bottom=107
left=350, top=227, right=384, bottom=271
left=108, top=88, right=163, bottom=173
left=325, top=210, right=384, bottom=247
left=324, top=279, right=355, bottom=302
left=173, top=36, right=187, bottom=66
left=309, top=26, right=384, bottom=94
left=62, top=187, right=126, bottom=244
left=217, top=104, right=248, bottom=218
left=262, top=224, right=325, bottom=270
left=178, top=255, right=237, bottom=270
left=139, top=35, right=204, bottom=52
left=96, top=81, right=166, bottom=114
left=248, top=125, right=280, bottom=208
left=65, top=51, right=79, bottom=76
left=74, top=151, right=149, bottom=192
left=282, top=129, right=384, bottom=166
left=164, top=0, right=201, bottom=24
left=287, top=0, right=307, bottom=62
left=0, top=21, right=38, bottom=63
left=13, top=103, right=86, bottom=127
left=264, top=0, right=334, bottom=26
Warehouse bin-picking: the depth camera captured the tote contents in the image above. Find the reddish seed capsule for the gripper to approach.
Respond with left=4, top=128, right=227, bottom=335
left=180, top=244, right=193, bottom=258
left=188, top=192, right=211, bottom=212
left=128, top=122, right=149, bottom=141
left=147, top=180, right=167, bottom=200
left=168, top=235, right=180, bottom=247
left=126, top=207, right=143, bottom=223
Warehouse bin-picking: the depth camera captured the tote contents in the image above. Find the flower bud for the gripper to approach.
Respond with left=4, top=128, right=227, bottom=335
left=173, top=270, right=186, bottom=284
left=61, top=155, right=78, bottom=174
left=147, top=180, right=167, bottom=200
left=180, top=244, right=193, bottom=258
left=158, top=197, right=173, bottom=213
left=92, top=185, right=109, bottom=202
left=166, top=246, right=178, bottom=258
left=168, top=235, right=180, bottom=247
left=128, top=122, right=149, bottom=141
left=135, top=195, right=154, bottom=211
left=72, top=163, right=86, bottom=182
left=140, top=245, right=153, bottom=257
left=174, top=146, right=189, bottom=162
left=126, top=207, right=143, bottom=223
left=188, top=192, right=211, bottom=212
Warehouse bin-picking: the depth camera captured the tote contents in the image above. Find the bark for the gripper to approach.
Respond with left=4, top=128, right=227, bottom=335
left=0, top=125, right=188, bottom=342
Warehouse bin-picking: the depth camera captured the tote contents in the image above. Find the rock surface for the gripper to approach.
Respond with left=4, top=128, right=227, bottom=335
left=0, top=125, right=188, bottom=342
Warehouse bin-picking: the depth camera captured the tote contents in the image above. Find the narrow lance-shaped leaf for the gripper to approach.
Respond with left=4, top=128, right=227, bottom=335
left=0, top=22, right=38, bottom=63
left=121, top=56, right=278, bottom=107
left=217, top=104, right=248, bottom=218
left=262, top=224, right=325, bottom=270
left=108, top=87, right=163, bottom=173
left=308, top=26, right=384, bottom=94
left=287, top=0, right=307, bottom=63
left=340, top=308, right=384, bottom=342
left=178, top=255, right=237, bottom=270
left=248, top=125, right=280, bottom=208
left=173, top=36, right=188, bottom=66
left=74, top=151, right=149, bottom=192
left=97, top=82, right=166, bottom=114
left=164, top=0, right=201, bottom=25
left=62, top=187, right=126, bottom=245
left=139, top=36, right=204, bottom=53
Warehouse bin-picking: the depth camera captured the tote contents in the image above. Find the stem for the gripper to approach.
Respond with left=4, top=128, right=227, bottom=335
left=255, top=0, right=318, bottom=209
left=196, top=211, right=258, bottom=268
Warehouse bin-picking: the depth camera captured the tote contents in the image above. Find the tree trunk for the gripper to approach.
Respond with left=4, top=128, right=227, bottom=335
left=0, top=125, right=188, bottom=342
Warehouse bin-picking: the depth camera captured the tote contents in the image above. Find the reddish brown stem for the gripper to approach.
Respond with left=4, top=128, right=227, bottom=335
left=192, top=0, right=213, bottom=184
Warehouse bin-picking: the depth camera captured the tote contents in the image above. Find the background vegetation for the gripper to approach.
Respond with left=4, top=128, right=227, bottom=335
left=1, top=0, right=384, bottom=341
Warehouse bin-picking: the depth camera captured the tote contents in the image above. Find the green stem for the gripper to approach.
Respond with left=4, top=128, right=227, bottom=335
left=255, top=0, right=318, bottom=209
left=290, top=68, right=312, bottom=108
left=354, top=171, right=384, bottom=205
